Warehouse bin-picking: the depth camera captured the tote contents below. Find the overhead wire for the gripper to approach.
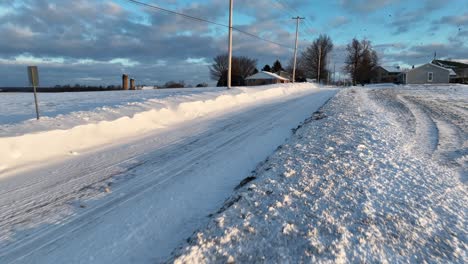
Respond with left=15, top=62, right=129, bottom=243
left=271, top=0, right=316, bottom=40
left=125, top=0, right=293, bottom=50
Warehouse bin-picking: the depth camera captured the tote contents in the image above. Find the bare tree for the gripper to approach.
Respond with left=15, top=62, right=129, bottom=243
left=301, top=34, right=334, bottom=82
left=344, top=38, right=379, bottom=85
left=210, top=54, right=257, bottom=87
left=286, top=56, right=307, bottom=82
left=236, top=56, right=258, bottom=80
left=210, top=54, right=229, bottom=81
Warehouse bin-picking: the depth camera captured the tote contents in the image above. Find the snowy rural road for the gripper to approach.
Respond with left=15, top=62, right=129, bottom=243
left=0, top=87, right=337, bottom=263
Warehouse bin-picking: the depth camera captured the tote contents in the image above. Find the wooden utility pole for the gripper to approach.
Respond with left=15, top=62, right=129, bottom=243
left=227, top=0, right=233, bottom=89
left=292, top=16, right=305, bottom=83
left=317, top=46, right=322, bottom=84
left=333, top=63, right=336, bottom=85
left=27, top=66, right=40, bottom=120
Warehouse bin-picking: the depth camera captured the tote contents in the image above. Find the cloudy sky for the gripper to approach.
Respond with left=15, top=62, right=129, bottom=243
left=0, top=0, right=467, bottom=86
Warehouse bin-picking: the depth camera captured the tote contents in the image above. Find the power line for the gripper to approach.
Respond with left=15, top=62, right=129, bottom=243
left=272, top=0, right=316, bottom=40
left=124, top=0, right=293, bottom=49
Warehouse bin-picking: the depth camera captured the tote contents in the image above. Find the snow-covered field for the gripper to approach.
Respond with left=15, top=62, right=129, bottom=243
left=172, top=85, right=467, bottom=263
left=0, top=84, right=317, bottom=175
left=0, top=83, right=338, bottom=263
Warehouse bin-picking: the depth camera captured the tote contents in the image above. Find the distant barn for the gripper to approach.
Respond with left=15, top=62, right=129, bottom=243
left=245, top=71, right=290, bottom=86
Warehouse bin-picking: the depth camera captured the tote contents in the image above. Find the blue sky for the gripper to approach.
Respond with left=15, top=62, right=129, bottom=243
left=0, top=0, right=467, bottom=86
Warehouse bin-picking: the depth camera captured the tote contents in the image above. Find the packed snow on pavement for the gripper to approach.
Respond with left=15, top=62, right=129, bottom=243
left=0, top=83, right=339, bottom=263
left=172, top=85, right=467, bottom=263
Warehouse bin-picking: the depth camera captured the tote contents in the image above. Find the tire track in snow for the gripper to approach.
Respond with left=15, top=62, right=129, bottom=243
left=398, top=96, right=439, bottom=158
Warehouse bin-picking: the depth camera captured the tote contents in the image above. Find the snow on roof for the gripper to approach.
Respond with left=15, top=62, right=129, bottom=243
left=408, top=63, right=452, bottom=73
left=433, top=59, right=468, bottom=68
left=380, top=66, right=401, bottom=73
left=429, top=63, right=456, bottom=73
left=453, top=59, right=468, bottom=64
left=245, top=71, right=290, bottom=81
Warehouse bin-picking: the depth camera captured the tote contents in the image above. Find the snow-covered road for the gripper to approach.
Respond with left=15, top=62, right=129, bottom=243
left=0, top=86, right=337, bottom=263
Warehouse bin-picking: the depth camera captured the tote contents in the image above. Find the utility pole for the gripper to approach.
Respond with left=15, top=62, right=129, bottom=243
left=27, top=66, right=40, bottom=120
left=333, top=63, right=336, bottom=85
left=292, top=16, right=304, bottom=83
left=317, top=46, right=321, bottom=84
left=227, top=0, right=233, bottom=89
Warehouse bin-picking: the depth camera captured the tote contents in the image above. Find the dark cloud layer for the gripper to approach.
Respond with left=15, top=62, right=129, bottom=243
left=0, top=0, right=300, bottom=86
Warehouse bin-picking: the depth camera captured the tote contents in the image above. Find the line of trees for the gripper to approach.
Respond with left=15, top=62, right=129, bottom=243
left=209, top=35, right=380, bottom=87
left=291, top=34, right=380, bottom=85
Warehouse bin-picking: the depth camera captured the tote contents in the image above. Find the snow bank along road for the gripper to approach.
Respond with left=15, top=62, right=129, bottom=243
left=173, top=85, right=467, bottom=263
left=0, top=84, right=337, bottom=263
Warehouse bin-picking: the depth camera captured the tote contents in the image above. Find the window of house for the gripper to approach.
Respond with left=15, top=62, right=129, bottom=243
left=428, top=72, right=433, bottom=82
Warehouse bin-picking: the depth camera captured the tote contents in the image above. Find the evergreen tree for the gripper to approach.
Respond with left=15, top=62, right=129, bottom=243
left=272, top=60, right=284, bottom=73
left=262, top=64, right=271, bottom=72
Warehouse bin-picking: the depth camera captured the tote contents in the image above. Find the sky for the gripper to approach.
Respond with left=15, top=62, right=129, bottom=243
left=0, top=0, right=467, bottom=87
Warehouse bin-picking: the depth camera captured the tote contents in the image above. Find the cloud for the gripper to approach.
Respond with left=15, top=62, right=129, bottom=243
left=423, top=0, right=449, bottom=12
left=433, top=13, right=468, bottom=26
left=339, top=0, right=398, bottom=13
left=388, top=11, right=424, bottom=34
left=330, top=16, right=351, bottom=27
left=382, top=42, right=468, bottom=67
left=0, top=0, right=298, bottom=86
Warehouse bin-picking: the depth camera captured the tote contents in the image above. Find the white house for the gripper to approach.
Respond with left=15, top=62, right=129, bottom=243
left=400, top=63, right=451, bottom=84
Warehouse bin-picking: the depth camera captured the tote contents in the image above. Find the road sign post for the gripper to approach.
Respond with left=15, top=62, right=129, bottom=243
left=27, top=66, right=40, bottom=120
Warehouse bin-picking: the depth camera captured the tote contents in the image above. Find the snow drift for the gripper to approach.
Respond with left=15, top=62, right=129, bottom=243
left=172, top=85, right=467, bottom=263
left=0, top=84, right=318, bottom=175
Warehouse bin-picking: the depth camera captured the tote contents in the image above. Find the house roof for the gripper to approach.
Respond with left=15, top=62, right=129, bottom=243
left=245, top=71, right=290, bottom=81
left=408, top=63, right=451, bottom=74
left=432, top=59, right=468, bottom=69
left=380, top=66, right=401, bottom=73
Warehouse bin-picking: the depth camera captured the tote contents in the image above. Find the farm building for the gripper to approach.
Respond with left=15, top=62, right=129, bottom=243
left=245, top=71, right=290, bottom=86
left=399, top=63, right=451, bottom=84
